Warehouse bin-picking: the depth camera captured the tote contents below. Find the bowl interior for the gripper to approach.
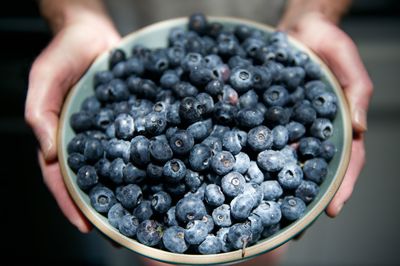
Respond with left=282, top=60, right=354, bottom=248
left=58, top=17, right=352, bottom=265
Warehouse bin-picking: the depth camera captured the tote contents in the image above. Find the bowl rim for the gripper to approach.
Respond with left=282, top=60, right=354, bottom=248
left=58, top=16, right=352, bottom=265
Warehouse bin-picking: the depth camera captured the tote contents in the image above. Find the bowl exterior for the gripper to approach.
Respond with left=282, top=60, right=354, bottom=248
left=58, top=17, right=352, bottom=265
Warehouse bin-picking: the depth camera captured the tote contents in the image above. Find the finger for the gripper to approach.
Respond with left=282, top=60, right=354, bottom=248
left=289, top=17, right=373, bottom=133
left=25, top=25, right=120, bottom=161
left=325, top=135, right=365, bottom=217
left=38, top=150, right=92, bottom=233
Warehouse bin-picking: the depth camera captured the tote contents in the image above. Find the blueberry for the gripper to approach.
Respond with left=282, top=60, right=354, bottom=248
left=165, top=206, right=178, bottom=226
left=265, top=106, right=291, bottom=127
left=285, top=121, right=306, bottom=142
left=189, top=144, right=212, bottom=172
left=204, top=54, right=223, bottom=68
left=179, top=97, right=204, bottom=124
left=188, top=12, right=208, bottom=34
left=116, top=184, right=142, bottom=210
left=182, top=52, right=205, bottom=72
left=247, top=214, right=264, bottom=241
left=252, top=66, right=272, bottom=92
left=205, top=184, right=225, bottom=207
left=108, top=158, right=126, bottom=184
left=94, top=70, right=113, bottom=87
left=320, top=141, right=336, bottom=161
left=166, top=102, right=181, bottom=125
left=230, top=193, right=256, bottom=221
left=160, top=69, right=180, bottom=88
left=136, top=220, right=163, bottom=246
left=247, top=126, right=273, bottom=152
left=229, top=67, right=254, bottom=93
left=262, top=223, right=281, bottom=238
left=67, top=134, right=87, bottom=154
left=185, top=220, right=209, bottom=245
left=146, top=163, right=163, bottom=181
left=211, top=151, right=235, bottom=175
left=212, top=204, right=232, bottom=228
left=151, top=191, right=172, bottom=214
left=162, top=226, right=188, bottom=253
left=304, top=61, right=322, bottom=79
left=77, top=165, right=98, bottom=191
left=242, top=183, right=264, bottom=207
left=213, top=101, right=237, bottom=126
left=118, top=214, right=139, bottom=237
left=123, top=163, right=146, bottom=184
left=221, top=172, right=245, bottom=197
left=244, top=161, right=264, bottom=184
left=217, top=32, right=241, bottom=58
left=278, top=163, right=303, bottom=190
left=221, top=130, right=242, bottom=155
left=272, top=125, right=289, bottom=149
left=112, top=61, right=127, bottom=79
left=253, top=201, right=281, bottom=226
left=124, top=57, right=145, bottom=76
left=280, top=196, right=306, bottom=221
left=184, top=169, right=203, bottom=192
left=89, top=185, right=117, bottom=213
left=184, top=183, right=206, bottom=201
left=202, top=136, right=223, bottom=155
left=168, top=130, right=194, bottom=156
left=303, top=158, right=328, bottom=184
left=129, top=136, right=151, bottom=167
left=216, top=227, right=232, bottom=252
left=131, top=44, right=151, bottom=60
left=70, top=111, right=93, bottom=133
left=310, top=118, right=334, bottom=140
left=176, top=196, right=207, bottom=223
left=305, top=80, right=327, bottom=100
left=105, top=138, right=130, bottom=163
left=209, top=125, right=230, bottom=139
left=263, top=85, right=289, bottom=107
left=257, top=150, right=285, bottom=172
left=238, top=90, right=258, bottom=109
left=243, top=37, right=265, bottom=58
left=81, top=96, right=101, bottom=115
left=108, top=203, right=129, bottom=228
left=280, top=67, right=305, bottom=89
left=201, top=214, right=215, bottom=233
left=235, top=108, right=264, bottom=128
left=162, top=159, right=186, bottom=183
left=205, top=79, right=224, bottom=96
left=295, top=180, right=320, bottom=203
left=299, top=137, right=322, bottom=158
left=149, top=136, right=173, bottom=163
left=133, top=200, right=154, bottom=222
left=291, top=103, right=316, bottom=126
left=102, top=79, right=130, bottom=102
left=145, top=48, right=169, bottom=74
left=290, top=86, right=305, bottom=104
left=94, top=158, right=111, bottom=179
left=227, top=223, right=253, bottom=250
left=109, top=49, right=126, bottom=69
left=168, top=27, right=187, bottom=45
left=261, top=180, right=283, bottom=201
left=233, top=152, right=251, bottom=174
left=292, top=51, right=309, bottom=67
left=187, top=118, right=212, bottom=142
left=172, top=81, right=198, bottom=98
left=67, top=153, right=86, bottom=173
left=196, top=93, right=214, bottom=115
left=198, top=235, right=222, bottom=255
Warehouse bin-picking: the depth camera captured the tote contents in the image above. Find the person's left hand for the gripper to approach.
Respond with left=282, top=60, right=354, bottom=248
left=279, top=13, right=373, bottom=217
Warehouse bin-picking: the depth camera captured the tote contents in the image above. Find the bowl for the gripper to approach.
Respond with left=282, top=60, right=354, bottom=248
left=58, top=16, right=352, bottom=265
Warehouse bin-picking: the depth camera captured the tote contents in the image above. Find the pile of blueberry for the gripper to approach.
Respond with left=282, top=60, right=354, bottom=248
left=67, top=13, right=338, bottom=255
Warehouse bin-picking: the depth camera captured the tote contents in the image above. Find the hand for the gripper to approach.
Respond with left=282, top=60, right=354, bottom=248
left=279, top=13, right=373, bottom=217
left=25, top=17, right=120, bottom=232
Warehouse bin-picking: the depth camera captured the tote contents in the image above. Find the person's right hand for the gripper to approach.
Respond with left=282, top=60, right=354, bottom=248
left=25, top=13, right=120, bottom=232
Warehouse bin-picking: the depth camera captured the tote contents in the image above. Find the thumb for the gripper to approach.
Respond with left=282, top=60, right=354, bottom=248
left=25, top=24, right=120, bottom=160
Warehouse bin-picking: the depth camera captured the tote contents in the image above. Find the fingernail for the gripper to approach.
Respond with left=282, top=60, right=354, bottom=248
left=42, top=138, right=53, bottom=160
left=354, top=107, right=367, bottom=132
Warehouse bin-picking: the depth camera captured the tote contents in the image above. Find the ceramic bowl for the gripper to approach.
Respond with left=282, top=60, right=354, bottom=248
left=58, top=17, right=352, bottom=265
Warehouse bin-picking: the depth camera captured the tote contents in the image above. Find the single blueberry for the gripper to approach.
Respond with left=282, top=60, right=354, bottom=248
left=198, top=235, right=222, bottom=255
left=108, top=203, right=129, bottom=228
left=320, top=141, right=336, bottom=161
left=257, top=150, right=285, bottom=172
left=133, top=200, right=154, bottom=222
left=310, top=118, right=334, bottom=140
left=227, top=223, right=253, bottom=250
left=244, top=161, right=264, bottom=184
left=212, top=204, right=232, bottom=228
left=151, top=191, right=172, bottom=214
left=295, top=180, right=320, bottom=203
left=285, top=121, right=306, bottom=142
left=136, top=220, right=163, bottom=247
left=278, top=163, right=303, bottom=190
left=175, top=196, right=207, bottom=223
left=221, top=172, right=245, bottom=197
left=108, top=158, right=126, bottom=185
left=116, top=184, right=142, bottom=210
left=230, top=193, right=256, bottom=221
left=189, top=144, right=212, bottom=172
left=187, top=118, right=212, bottom=142
left=118, top=214, right=139, bottom=237
left=233, top=152, right=251, bottom=174
left=149, top=136, right=173, bottom=163
left=77, top=165, right=98, bottom=191
left=253, top=201, right=282, bottom=226
left=280, top=196, right=306, bottom=221
left=162, top=226, right=188, bottom=253
left=89, top=185, right=117, bottom=213
left=247, top=125, right=273, bottom=152
left=205, top=184, right=225, bottom=207
left=303, top=158, right=328, bottom=184
left=67, top=153, right=86, bottom=173
left=185, top=220, right=209, bottom=245
left=184, top=169, right=204, bottom=192
left=211, top=151, right=236, bottom=175
left=261, top=180, right=283, bottom=201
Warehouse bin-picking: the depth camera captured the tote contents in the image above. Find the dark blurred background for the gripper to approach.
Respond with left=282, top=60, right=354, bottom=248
left=1, top=1, right=399, bottom=265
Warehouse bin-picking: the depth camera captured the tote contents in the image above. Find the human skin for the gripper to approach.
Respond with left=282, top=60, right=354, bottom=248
left=25, top=0, right=372, bottom=265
